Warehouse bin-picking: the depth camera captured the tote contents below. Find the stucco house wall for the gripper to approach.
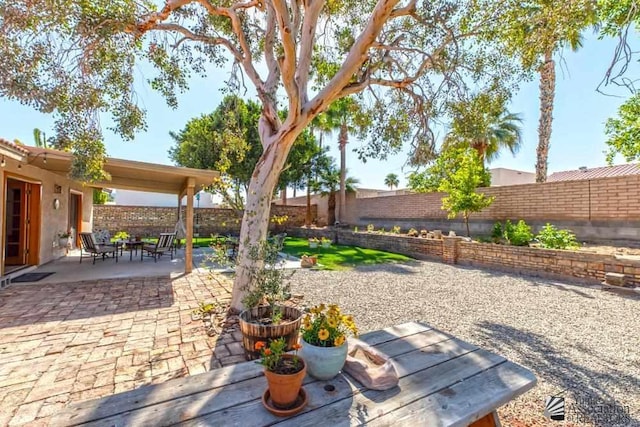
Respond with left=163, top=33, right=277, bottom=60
left=0, top=154, right=93, bottom=270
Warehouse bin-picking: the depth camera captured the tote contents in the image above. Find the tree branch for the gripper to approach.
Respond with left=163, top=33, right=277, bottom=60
left=305, top=0, right=401, bottom=119
left=154, top=23, right=243, bottom=61
left=272, top=0, right=300, bottom=114
left=295, top=0, right=325, bottom=105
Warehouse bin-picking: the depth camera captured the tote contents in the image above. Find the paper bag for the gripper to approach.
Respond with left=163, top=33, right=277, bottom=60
left=343, top=339, right=398, bottom=390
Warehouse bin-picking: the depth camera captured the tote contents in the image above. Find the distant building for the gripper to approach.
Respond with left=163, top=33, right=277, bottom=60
left=548, top=164, right=640, bottom=182
left=112, top=189, right=219, bottom=207
left=488, top=168, right=536, bottom=186
left=355, top=187, right=413, bottom=198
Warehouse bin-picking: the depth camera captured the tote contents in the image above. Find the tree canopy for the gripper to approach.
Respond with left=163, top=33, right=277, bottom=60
left=604, top=92, right=640, bottom=163
left=168, top=95, right=317, bottom=209
left=438, top=147, right=494, bottom=237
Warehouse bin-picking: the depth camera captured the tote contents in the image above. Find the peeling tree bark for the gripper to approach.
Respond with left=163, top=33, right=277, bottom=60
left=230, top=128, right=297, bottom=311
left=536, top=50, right=555, bottom=183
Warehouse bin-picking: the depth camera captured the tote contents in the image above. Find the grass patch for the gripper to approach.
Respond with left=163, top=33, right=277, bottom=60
left=281, top=237, right=412, bottom=271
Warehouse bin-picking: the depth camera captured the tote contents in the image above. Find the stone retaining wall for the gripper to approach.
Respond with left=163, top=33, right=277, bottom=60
left=291, top=227, right=640, bottom=286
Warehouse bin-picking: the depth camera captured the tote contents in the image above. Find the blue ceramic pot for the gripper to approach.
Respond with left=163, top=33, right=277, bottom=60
left=299, top=337, right=348, bottom=380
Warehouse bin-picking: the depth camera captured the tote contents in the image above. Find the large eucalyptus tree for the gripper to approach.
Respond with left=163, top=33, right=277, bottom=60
left=1, top=0, right=517, bottom=310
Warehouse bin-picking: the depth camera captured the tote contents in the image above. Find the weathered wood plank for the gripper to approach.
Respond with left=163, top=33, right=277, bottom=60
left=269, top=349, right=507, bottom=426
left=366, top=361, right=537, bottom=427
left=51, top=361, right=264, bottom=426
left=182, top=338, right=481, bottom=426
left=357, top=322, right=433, bottom=347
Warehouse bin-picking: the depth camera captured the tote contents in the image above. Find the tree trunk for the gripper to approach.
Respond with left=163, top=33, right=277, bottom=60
left=231, top=132, right=297, bottom=311
left=281, top=188, right=287, bottom=205
left=536, top=50, right=555, bottom=183
left=464, top=213, right=470, bottom=237
left=305, top=178, right=312, bottom=226
left=328, top=191, right=336, bottom=226
left=338, top=123, right=348, bottom=224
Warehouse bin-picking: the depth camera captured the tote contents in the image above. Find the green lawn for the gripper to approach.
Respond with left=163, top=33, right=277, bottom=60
left=281, top=237, right=412, bottom=270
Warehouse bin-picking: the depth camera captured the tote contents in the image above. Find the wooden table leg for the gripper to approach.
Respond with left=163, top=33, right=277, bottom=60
left=470, top=411, right=501, bottom=427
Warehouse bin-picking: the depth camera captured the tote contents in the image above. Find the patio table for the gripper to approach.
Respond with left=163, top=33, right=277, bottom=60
left=51, top=322, right=536, bottom=426
left=123, top=240, right=145, bottom=261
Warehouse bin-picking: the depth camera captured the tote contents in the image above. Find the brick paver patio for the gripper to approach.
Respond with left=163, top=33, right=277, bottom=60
left=0, top=273, right=244, bottom=426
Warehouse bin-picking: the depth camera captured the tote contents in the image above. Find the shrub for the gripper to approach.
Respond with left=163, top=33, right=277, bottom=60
left=353, top=226, right=359, bottom=232
left=367, top=224, right=375, bottom=233
left=507, top=220, right=533, bottom=246
left=420, top=229, right=428, bottom=237
left=391, top=225, right=401, bottom=234
left=407, top=228, right=419, bottom=237
left=491, top=222, right=503, bottom=241
left=536, top=223, right=579, bottom=250
left=378, top=227, right=386, bottom=234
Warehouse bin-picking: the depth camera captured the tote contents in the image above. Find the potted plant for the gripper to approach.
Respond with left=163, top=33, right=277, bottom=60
left=308, top=237, right=319, bottom=248
left=299, top=304, right=358, bottom=380
left=320, top=237, right=332, bottom=248
left=236, top=240, right=304, bottom=360
left=58, top=231, right=71, bottom=248
left=256, top=338, right=307, bottom=415
left=300, top=254, right=317, bottom=268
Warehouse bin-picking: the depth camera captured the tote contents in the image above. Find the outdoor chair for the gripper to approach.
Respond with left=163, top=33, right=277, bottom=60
left=142, top=232, right=176, bottom=262
left=79, top=232, right=119, bottom=264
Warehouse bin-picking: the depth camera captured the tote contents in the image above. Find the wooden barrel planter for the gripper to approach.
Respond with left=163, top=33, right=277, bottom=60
left=239, top=305, right=304, bottom=360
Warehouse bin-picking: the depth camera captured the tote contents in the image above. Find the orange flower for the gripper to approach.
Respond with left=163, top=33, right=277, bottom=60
left=292, top=343, right=302, bottom=350
left=254, top=341, right=266, bottom=350
left=318, top=328, right=330, bottom=340
left=334, top=335, right=345, bottom=346
left=264, top=348, right=272, bottom=356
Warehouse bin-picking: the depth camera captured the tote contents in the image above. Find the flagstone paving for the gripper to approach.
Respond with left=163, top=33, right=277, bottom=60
left=0, top=273, right=242, bottom=426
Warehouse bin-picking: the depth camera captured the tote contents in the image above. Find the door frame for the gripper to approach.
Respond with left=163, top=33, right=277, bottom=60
left=69, top=190, right=83, bottom=248
left=2, top=174, right=42, bottom=275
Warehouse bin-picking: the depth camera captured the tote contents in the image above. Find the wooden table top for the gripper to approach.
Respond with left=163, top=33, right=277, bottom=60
left=52, top=322, right=536, bottom=426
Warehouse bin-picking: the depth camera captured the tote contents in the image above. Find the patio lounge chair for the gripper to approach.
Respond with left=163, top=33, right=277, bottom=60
left=142, top=233, right=176, bottom=262
left=79, top=232, right=119, bottom=264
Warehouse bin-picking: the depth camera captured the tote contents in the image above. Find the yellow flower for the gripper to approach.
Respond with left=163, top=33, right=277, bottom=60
left=334, top=335, right=345, bottom=346
left=318, top=303, right=326, bottom=312
left=327, top=317, right=338, bottom=328
left=318, top=328, right=330, bottom=340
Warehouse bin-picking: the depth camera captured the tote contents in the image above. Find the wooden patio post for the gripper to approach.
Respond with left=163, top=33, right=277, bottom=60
left=182, top=178, right=195, bottom=274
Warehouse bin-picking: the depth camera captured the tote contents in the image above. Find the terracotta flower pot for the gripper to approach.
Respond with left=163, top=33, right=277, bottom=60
left=263, top=355, right=306, bottom=409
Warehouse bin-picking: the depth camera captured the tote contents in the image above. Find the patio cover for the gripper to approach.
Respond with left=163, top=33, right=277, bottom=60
left=25, top=147, right=219, bottom=273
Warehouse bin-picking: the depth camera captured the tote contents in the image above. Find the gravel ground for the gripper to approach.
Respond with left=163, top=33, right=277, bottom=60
left=290, top=260, right=640, bottom=426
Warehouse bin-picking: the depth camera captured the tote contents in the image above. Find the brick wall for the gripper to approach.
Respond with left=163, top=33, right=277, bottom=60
left=290, top=227, right=640, bottom=286
left=342, top=175, right=640, bottom=241
left=93, top=204, right=314, bottom=237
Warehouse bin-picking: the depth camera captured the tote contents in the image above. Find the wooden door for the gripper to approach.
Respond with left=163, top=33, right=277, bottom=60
left=69, top=193, right=82, bottom=247
left=4, top=179, right=27, bottom=265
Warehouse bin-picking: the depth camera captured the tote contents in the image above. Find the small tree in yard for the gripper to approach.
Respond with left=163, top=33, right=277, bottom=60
left=439, top=148, right=494, bottom=237
left=0, top=0, right=518, bottom=311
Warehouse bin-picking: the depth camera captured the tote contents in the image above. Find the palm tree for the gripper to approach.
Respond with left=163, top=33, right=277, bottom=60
left=313, top=166, right=359, bottom=225
left=316, top=98, right=362, bottom=224
left=384, top=173, right=399, bottom=190
left=500, top=1, right=595, bottom=181
left=445, top=95, right=523, bottom=166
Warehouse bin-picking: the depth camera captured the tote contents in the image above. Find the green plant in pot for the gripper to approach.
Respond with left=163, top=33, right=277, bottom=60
left=299, top=304, right=358, bottom=380
left=236, top=240, right=304, bottom=360
left=256, top=338, right=307, bottom=415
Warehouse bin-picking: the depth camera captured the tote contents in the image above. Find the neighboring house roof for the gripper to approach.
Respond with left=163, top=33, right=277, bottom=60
left=548, top=164, right=640, bottom=182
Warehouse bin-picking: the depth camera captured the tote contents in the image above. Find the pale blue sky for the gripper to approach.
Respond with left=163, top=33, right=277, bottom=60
left=0, top=34, right=635, bottom=190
